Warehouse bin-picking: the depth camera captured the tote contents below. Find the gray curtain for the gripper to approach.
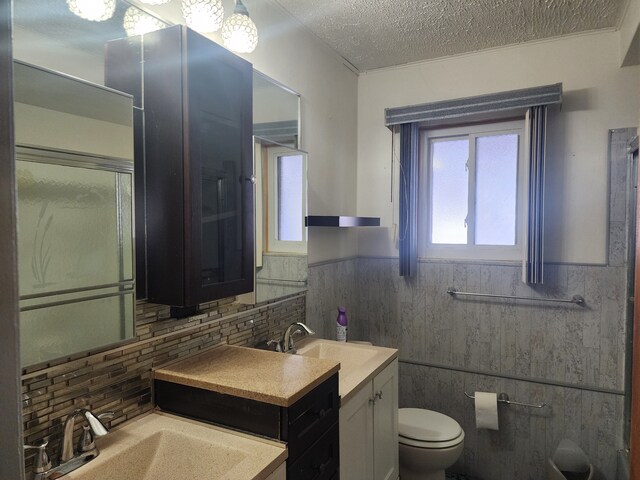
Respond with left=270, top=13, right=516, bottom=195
left=399, top=123, right=419, bottom=277
left=524, top=105, right=547, bottom=284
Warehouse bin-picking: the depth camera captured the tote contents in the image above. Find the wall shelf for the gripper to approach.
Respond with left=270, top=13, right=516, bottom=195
left=305, top=216, right=381, bottom=227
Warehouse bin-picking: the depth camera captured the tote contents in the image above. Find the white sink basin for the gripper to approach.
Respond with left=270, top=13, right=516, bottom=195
left=65, top=412, right=286, bottom=480
left=296, top=339, right=397, bottom=404
left=298, top=341, right=378, bottom=373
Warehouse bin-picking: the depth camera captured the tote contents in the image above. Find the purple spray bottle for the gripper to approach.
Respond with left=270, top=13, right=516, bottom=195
left=336, top=307, right=348, bottom=342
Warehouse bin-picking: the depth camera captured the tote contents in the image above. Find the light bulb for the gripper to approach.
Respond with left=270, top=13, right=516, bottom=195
left=123, top=7, right=165, bottom=37
left=139, top=0, right=171, bottom=4
left=221, top=0, right=258, bottom=53
left=182, top=0, right=224, bottom=33
left=66, top=0, right=116, bottom=21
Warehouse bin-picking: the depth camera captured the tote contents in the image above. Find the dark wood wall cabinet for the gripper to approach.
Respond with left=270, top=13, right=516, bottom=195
left=105, top=25, right=254, bottom=307
left=155, top=374, right=340, bottom=480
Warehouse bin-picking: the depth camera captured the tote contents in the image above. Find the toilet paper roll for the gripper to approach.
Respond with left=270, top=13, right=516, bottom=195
left=474, top=391, right=499, bottom=430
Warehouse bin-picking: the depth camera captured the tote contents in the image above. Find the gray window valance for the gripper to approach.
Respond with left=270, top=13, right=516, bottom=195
left=385, top=83, right=562, bottom=127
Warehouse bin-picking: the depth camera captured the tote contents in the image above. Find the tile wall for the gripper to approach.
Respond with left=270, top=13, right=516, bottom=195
left=22, top=293, right=305, bottom=473
left=358, top=258, right=625, bottom=479
left=306, top=257, right=361, bottom=340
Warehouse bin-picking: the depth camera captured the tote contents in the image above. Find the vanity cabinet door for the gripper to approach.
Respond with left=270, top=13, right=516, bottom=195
left=184, top=27, right=254, bottom=304
left=339, top=359, right=398, bottom=480
left=287, top=422, right=339, bottom=480
left=285, top=373, right=339, bottom=462
left=339, top=378, right=374, bottom=480
left=373, top=360, right=399, bottom=480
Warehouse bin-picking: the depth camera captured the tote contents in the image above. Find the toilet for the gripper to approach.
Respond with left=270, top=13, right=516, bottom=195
left=398, top=408, right=465, bottom=480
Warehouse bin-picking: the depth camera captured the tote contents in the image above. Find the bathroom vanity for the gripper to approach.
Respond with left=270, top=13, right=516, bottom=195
left=296, top=340, right=399, bottom=480
left=153, top=340, right=399, bottom=480
left=154, top=345, right=341, bottom=480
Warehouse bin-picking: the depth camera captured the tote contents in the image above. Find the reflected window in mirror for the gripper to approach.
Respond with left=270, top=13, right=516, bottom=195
left=245, top=137, right=308, bottom=306
left=267, top=148, right=307, bottom=254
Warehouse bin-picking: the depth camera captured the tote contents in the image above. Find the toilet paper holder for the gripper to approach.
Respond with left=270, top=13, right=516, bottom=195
left=464, top=392, right=547, bottom=409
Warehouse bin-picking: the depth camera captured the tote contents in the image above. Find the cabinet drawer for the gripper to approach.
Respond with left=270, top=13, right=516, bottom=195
left=287, top=422, right=339, bottom=480
left=284, top=373, right=339, bottom=462
left=155, top=380, right=281, bottom=439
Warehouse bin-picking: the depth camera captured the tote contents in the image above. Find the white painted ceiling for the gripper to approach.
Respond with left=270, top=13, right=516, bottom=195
left=273, top=0, right=629, bottom=71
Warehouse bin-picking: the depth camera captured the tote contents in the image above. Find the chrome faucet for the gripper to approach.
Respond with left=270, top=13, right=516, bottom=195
left=281, top=322, right=315, bottom=354
left=61, top=408, right=111, bottom=462
left=24, top=409, right=113, bottom=480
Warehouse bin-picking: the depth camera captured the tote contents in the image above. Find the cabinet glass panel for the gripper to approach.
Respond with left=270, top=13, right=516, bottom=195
left=192, top=57, right=245, bottom=287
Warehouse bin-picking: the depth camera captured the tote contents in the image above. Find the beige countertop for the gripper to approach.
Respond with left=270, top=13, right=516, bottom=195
left=154, top=344, right=340, bottom=407
left=295, top=339, right=398, bottom=405
left=65, top=411, right=287, bottom=480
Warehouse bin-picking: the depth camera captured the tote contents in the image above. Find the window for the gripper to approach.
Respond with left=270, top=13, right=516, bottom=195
left=267, top=148, right=307, bottom=254
left=420, top=120, right=524, bottom=260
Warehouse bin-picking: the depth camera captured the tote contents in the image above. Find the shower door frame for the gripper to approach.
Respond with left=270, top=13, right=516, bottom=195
left=630, top=137, right=640, bottom=480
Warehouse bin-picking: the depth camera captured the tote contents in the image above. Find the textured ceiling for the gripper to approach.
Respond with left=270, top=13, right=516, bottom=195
left=274, top=0, right=629, bottom=71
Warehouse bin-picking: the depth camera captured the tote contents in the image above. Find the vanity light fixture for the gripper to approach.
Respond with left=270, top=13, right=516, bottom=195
left=182, top=0, right=224, bottom=33
left=66, top=0, right=116, bottom=21
left=221, top=0, right=258, bottom=53
left=123, top=7, right=165, bottom=36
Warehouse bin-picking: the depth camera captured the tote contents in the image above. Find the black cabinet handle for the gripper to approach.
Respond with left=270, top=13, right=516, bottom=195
left=312, top=408, right=328, bottom=419
left=312, top=458, right=331, bottom=474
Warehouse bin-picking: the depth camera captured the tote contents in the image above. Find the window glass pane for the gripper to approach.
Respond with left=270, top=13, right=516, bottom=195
left=278, top=154, right=303, bottom=241
left=475, top=134, right=518, bottom=245
left=431, top=138, right=469, bottom=244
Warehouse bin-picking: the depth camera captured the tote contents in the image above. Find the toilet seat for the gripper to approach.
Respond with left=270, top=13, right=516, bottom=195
left=398, top=408, right=465, bottom=449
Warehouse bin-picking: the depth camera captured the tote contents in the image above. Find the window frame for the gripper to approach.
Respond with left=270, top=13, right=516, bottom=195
left=419, top=119, right=526, bottom=261
left=266, top=147, right=307, bottom=254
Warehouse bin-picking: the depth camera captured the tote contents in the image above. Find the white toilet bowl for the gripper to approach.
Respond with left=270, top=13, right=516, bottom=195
left=398, top=408, right=465, bottom=480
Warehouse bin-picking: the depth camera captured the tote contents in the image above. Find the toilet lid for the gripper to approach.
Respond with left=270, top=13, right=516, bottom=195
left=398, top=408, right=463, bottom=442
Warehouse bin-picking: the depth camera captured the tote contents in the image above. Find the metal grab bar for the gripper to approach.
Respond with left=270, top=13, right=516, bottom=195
left=447, top=287, right=585, bottom=306
left=464, top=391, right=547, bottom=409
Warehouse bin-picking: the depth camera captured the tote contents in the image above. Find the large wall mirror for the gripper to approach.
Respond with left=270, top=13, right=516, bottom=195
left=12, top=0, right=307, bottom=365
left=247, top=73, right=307, bottom=304
left=11, top=0, right=167, bottom=367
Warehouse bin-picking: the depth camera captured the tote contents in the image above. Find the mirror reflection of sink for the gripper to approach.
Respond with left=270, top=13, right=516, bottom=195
left=65, top=413, right=286, bottom=480
left=295, top=339, right=397, bottom=403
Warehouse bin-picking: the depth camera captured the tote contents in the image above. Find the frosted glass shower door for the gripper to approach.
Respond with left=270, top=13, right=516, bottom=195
left=17, top=147, right=135, bottom=366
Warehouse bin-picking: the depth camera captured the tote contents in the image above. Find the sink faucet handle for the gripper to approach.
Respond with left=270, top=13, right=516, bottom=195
left=77, top=411, right=114, bottom=455
left=84, top=409, right=111, bottom=437
left=97, top=411, right=115, bottom=422
left=267, top=339, right=283, bottom=352
left=24, top=440, right=52, bottom=473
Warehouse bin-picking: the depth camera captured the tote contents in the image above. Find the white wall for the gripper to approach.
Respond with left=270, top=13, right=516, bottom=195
left=356, top=30, right=640, bottom=264
left=620, top=0, right=640, bottom=66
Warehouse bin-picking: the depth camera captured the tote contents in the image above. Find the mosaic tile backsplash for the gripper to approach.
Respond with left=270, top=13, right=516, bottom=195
left=22, top=293, right=305, bottom=472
